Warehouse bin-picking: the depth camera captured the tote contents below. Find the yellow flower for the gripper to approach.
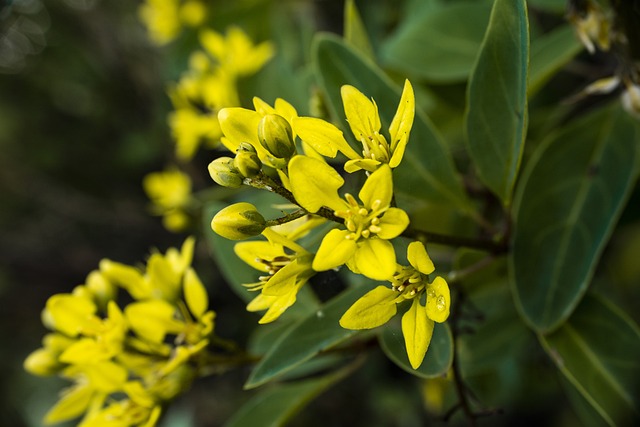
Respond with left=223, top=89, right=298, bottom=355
left=293, top=80, right=414, bottom=172
left=340, top=242, right=450, bottom=369
left=200, top=26, right=274, bottom=76
left=218, top=97, right=299, bottom=168
left=142, top=168, right=191, bottom=232
left=235, top=228, right=315, bottom=323
left=25, top=238, right=214, bottom=427
left=288, top=155, right=409, bottom=280
left=138, top=0, right=206, bottom=46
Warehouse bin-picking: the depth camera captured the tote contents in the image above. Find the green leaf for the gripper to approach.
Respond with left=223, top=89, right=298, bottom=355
left=464, top=0, right=529, bottom=205
left=379, top=319, right=453, bottom=378
left=381, top=2, right=493, bottom=83
left=312, top=34, right=473, bottom=213
left=539, top=294, right=640, bottom=426
left=510, top=106, right=639, bottom=332
left=344, top=0, right=374, bottom=59
left=225, top=365, right=354, bottom=427
left=529, top=25, right=583, bottom=96
left=244, top=286, right=369, bottom=389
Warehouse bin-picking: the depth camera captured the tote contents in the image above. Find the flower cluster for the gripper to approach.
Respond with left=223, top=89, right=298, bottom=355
left=169, top=27, right=274, bottom=161
left=24, top=238, right=214, bottom=426
left=209, top=80, right=451, bottom=368
left=143, top=22, right=274, bottom=233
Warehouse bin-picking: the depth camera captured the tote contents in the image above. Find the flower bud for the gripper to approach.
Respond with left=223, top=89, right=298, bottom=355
left=234, top=142, right=262, bottom=177
left=211, top=202, right=266, bottom=240
left=208, top=157, right=243, bottom=188
left=258, top=114, right=295, bottom=159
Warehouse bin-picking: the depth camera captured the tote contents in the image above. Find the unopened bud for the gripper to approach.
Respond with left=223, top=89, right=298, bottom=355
left=208, top=157, right=243, bottom=188
left=258, top=114, right=295, bottom=159
left=234, top=142, right=262, bottom=177
left=85, top=270, right=117, bottom=310
left=211, top=202, right=266, bottom=240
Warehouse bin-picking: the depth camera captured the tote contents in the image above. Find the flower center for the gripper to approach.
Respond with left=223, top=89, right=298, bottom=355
left=390, top=266, right=426, bottom=298
left=361, top=131, right=391, bottom=163
left=333, top=193, right=387, bottom=241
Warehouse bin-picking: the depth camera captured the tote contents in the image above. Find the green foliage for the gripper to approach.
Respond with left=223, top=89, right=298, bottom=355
left=464, top=0, right=529, bottom=206
left=540, top=294, right=640, bottom=425
left=511, top=106, right=639, bottom=332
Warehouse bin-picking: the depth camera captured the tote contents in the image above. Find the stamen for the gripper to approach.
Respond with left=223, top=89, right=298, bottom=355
left=370, top=217, right=380, bottom=225
left=370, top=199, right=382, bottom=210
left=361, top=229, right=370, bottom=238
left=358, top=208, right=368, bottom=216
left=369, top=225, right=381, bottom=234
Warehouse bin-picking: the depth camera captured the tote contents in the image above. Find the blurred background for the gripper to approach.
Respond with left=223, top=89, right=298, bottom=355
left=1, top=0, right=639, bottom=426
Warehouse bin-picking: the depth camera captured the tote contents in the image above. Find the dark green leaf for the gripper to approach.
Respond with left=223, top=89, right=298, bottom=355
left=464, top=0, right=529, bottom=205
left=529, top=25, right=583, bottom=96
left=312, top=34, right=473, bottom=213
left=381, top=2, right=493, bottom=82
left=455, top=251, right=532, bottom=405
left=540, top=294, right=640, bottom=426
left=225, top=365, right=354, bottom=427
left=379, top=320, right=452, bottom=378
left=510, top=106, right=639, bottom=332
left=244, top=285, right=369, bottom=389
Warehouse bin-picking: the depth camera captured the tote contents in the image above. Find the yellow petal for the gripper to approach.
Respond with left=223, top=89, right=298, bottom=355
left=262, top=264, right=299, bottom=296
left=352, top=239, right=396, bottom=280
left=339, top=286, right=398, bottom=329
left=44, top=383, right=94, bottom=425
left=252, top=97, right=277, bottom=116
left=344, top=158, right=380, bottom=173
left=289, top=155, right=345, bottom=213
left=341, top=85, right=380, bottom=141
left=46, top=294, right=97, bottom=337
left=377, top=208, right=410, bottom=240
left=217, top=107, right=262, bottom=150
left=293, top=117, right=359, bottom=159
left=274, top=98, right=299, bottom=125
left=125, top=300, right=184, bottom=343
left=234, top=241, right=284, bottom=272
left=426, top=276, right=450, bottom=323
left=258, top=290, right=298, bottom=324
left=313, top=229, right=357, bottom=272
left=358, top=164, right=393, bottom=209
left=59, top=338, right=109, bottom=365
left=389, top=132, right=408, bottom=168
left=23, top=348, right=62, bottom=377
left=402, top=298, right=434, bottom=369
left=389, top=80, right=415, bottom=153
left=184, top=268, right=208, bottom=319
left=200, top=29, right=225, bottom=61
left=407, top=241, right=435, bottom=275
left=83, top=361, right=128, bottom=393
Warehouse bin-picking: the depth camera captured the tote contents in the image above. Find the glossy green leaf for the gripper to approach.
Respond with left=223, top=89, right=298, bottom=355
left=381, top=2, right=493, bottom=82
left=344, top=0, right=374, bottom=59
left=464, top=0, right=529, bottom=205
left=540, top=294, right=640, bottom=426
left=313, top=34, right=473, bottom=213
left=225, top=365, right=353, bottom=427
left=529, top=25, right=583, bottom=96
left=244, top=285, right=369, bottom=389
left=379, top=319, right=452, bottom=378
left=510, top=106, right=639, bottom=332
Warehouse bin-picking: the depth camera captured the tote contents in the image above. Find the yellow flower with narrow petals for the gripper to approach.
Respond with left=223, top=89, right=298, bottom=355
left=288, top=155, right=409, bottom=281
left=340, top=241, right=450, bottom=369
left=293, top=80, right=415, bottom=172
left=235, top=228, right=315, bottom=323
